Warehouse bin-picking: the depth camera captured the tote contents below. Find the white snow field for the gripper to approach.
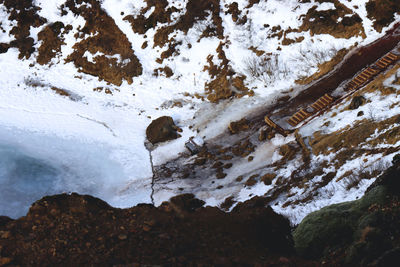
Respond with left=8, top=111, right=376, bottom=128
left=0, top=0, right=399, bottom=221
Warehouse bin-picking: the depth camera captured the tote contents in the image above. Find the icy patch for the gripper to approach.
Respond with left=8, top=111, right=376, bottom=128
left=0, top=126, right=152, bottom=219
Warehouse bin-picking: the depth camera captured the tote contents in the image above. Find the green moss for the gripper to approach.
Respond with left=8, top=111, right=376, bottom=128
left=293, top=186, right=390, bottom=258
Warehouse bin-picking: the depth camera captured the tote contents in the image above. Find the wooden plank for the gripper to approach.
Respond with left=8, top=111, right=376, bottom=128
left=359, top=72, right=370, bottom=80
left=348, top=81, right=356, bottom=87
left=311, top=103, right=321, bottom=110
left=324, top=94, right=333, bottom=101
left=318, top=98, right=329, bottom=106
left=312, top=101, right=323, bottom=110
left=354, top=76, right=365, bottom=83
left=290, top=116, right=299, bottom=123
left=376, top=61, right=386, bottom=69
left=299, top=109, right=310, bottom=117
left=288, top=119, right=298, bottom=127
left=293, top=113, right=304, bottom=121
left=387, top=53, right=398, bottom=60
left=364, top=68, right=376, bottom=75
left=381, top=57, right=392, bottom=64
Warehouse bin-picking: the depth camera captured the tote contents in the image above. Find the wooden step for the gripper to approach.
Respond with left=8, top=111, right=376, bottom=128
left=293, top=113, right=304, bottom=121
left=288, top=118, right=298, bottom=127
left=354, top=76, right=365, bottom=84
left=364, top=68, right=376, bottom=75
left=375, top=61, right=387, bottom=69
left=311, top=103, right=323, bottom=111
left=359, top=72, right=370, bottom=80
left=348, top=81, right=356, bottom=87
left=381, top=57, right=392, bottom=64
left=318, top=98, right=329, bottom=106
left=352, top=78, right=362, bottom=85
left=323, top=94, right=333, bottom=101
left=299, top=109, right=310, bottom=117
left=387, top=53, right=398, bottom=60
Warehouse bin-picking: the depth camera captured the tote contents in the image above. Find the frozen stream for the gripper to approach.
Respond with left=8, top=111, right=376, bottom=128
left=0, top=126, right=152, bottom=218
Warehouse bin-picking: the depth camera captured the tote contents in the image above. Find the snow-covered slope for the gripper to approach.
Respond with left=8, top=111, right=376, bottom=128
left=0, top=0, right=399, bottom=220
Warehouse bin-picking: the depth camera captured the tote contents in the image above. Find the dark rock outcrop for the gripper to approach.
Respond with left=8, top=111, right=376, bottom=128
left=0, top=193, right=311, bottom=266
left=146, top=116, right=181, bottom=144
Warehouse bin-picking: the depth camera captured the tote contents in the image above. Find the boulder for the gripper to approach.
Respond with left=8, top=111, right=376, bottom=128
left=146, top=116, right=181, bottom=144
left=349, top=95, right=366, bottom=110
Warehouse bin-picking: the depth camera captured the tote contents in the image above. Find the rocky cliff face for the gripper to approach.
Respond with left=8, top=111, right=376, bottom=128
left=0, top=194, right=304, bottom=266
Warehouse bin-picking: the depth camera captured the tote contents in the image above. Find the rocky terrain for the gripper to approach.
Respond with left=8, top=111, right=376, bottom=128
left=0, top=157, right=399, bottom=266
left=1, top=0, right=400, bottom=265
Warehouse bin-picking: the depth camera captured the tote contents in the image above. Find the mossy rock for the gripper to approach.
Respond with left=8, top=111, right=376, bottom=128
left=293, top=186, right=389, bottom=259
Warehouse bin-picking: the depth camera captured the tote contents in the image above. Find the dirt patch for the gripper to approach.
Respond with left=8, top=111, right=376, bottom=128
left=37, top=22, right=72, bottom=65
left=366, top=0, right=400, bottom=32
left=300, top=0, right=365, bottom=39
left=123, top=0, right=176, bottom=34
left=225, top=2, right=247, bottom=25
left=0, top=0, right=46, bottom=59
left=296, top=48, right=350, bottom=85
left=310, top=115, right=400, bottom=156
left=153, top=66, right=174, bottom=78
left=62, top=0, right=142, bottom=86
left=153, top=0, right=223, bottom=48
left=204, top=43, right=252, bottom=102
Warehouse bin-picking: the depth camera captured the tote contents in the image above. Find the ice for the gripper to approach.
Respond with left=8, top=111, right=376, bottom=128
left=0, top=126, right=152, bottom=218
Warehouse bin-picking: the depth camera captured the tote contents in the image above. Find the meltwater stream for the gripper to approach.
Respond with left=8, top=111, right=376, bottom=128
left=0, top=126, right=142, bottom=219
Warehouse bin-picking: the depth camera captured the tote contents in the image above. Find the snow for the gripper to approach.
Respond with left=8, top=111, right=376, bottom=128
left=0, top=0, right=399, bottom=223
left=316, top=3, right=335, bottom=12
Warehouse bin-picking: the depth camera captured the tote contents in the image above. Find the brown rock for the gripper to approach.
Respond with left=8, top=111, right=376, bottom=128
left=216, top=171, right=227, bottom=179
left=261, top=173, right=277, bottom=185
left=146, top=116, right=181, bottom=144
left=118, top=234, right=127, bottom=240
left=245, top=175, right=259, bottom=187
left=0, top=231, right=11, bottom=239
left=349, top=95, right=366, bottom=110
left=0, top=257, right=12, bottom=266
left=228, top=118, right=250, bottom=134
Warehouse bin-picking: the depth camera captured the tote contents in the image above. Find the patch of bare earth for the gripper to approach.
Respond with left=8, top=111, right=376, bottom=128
left=366, top=0, right=400, bottom=32
left=0, top=0, right=46, bottom=59
left=300, top=0, right=365, bottom=39
left=62, top=0, right=142, bottom=86
left=204, top=43, right=253, bottom=102
left=37, top=22, right=72, bottom=65
left=296, top=47, right=351, bottom=85
left=123, top=0, right=175, bottom=35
